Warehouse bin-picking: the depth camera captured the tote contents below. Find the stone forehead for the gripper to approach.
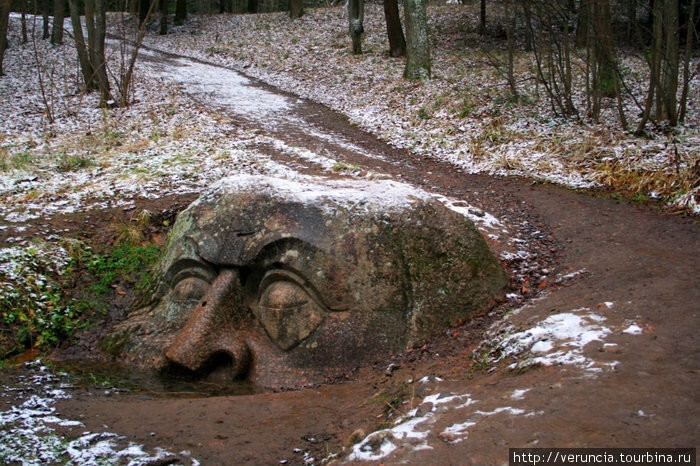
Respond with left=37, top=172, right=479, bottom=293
left=168, top=175, right=447, bottom=266
left=195, top=175, right=436, bottom=214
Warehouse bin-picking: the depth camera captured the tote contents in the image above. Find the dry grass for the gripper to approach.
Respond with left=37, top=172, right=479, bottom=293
left=112, top=210, right=153, bottom=246
left=592, top=159, right=700, bottom=202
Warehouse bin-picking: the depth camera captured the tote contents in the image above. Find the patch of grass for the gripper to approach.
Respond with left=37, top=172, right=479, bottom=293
left=332, top=161, right=360, bottom=173
left=456, top=97, right=475, bottom=118
left=469, top=118, right=518, bottom=161
left=493, top=153, right=525, bottom=171
left=0, top=228, right=163, bottom=363
left=370, top=381, right=414, bottom=428
left=468, top=138, right=486, bottom=161
left=0, top=243, right=79, bottom=359
left=19, top=190, right=42, bottom=202
left=172, top=125, right=189, bottom=140
left=83, top=240, right=161, bottom=298
left=170, top=152, right=196, bottom=166
left=104, top=129, right=123, bottom=145
left=100, top=109, right=124, bottom=147
left=10, top=150, right=36, bottom=170
left=122, top=138, right=150, bottom=154
left=471, top=346, right=503, bottom=372
left=592, top=159, right=699, bottom=205
left=113, top=222, right=144, bottom=246
left=493, top=92, right=535, bottom=109
left=56, top=152, right=95, bottom=172
left=0, top=147, right=8, bottom=171
left=480, top=117, right=512, bottom=145
left=112, top=210, right=152, bottom=246
left=417, top=107, right=431, bottom=120
left=566, top=137, right=616, bottom=163
left=205, top=46, right=228, bottom=56
left=149, top=127, right=168, bottom=143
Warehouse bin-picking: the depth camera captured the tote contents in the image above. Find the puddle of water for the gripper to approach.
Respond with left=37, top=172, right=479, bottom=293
left=0, top=359, right=204, bottom=465
left=48, top=359, right=262, bottom=398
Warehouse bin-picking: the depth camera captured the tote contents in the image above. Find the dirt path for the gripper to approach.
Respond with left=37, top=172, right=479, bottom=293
left=18, top=50, right=700, bottom=464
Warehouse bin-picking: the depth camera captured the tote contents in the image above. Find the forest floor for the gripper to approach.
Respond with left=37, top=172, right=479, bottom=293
left=0, top=4, right=699, bottom=465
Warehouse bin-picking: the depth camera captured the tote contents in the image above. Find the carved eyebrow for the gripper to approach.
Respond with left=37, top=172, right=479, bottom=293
left=169, top=261, right=218, bottom=286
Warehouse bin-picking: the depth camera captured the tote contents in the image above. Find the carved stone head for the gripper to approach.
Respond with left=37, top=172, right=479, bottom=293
left=108, top=176, right=507, bottom=388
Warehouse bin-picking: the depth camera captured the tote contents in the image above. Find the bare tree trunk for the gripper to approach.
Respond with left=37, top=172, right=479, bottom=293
left=505, top=0, right=517, bottom=96
left=246, top=0, right=257, bottom=13
left=384, top=0, right=405, bottom=57
left=51, top=0, right=65, bottom=45
left=636, top=0, right=663, bottom=133
left=661, top=0, right=679, bottom=125
left=289, top=0, right=303, bottom=19
left=22, top=9, right=28, bottom=44
left=348, top=0, right=364, bottom=55
left=84, top=0, right=111, bottom=103
left=522, top=0, right=534, bottom=52
left=562, top=9, right=574, bottom=115
left=69, top=0, right=96, bottom=88
left=679, top=0, right=697, bottom=122
left=160, top=0, right=168, bottom=35
left=639, top=0, right=680, bottom=127
left=30, top=23, right=55, bottom=122
left=591, top=0, right=618, bottom=99
left=118, top=0, right=157, bottom=106
left=0, top=0, right=8, bottom=76
left=175, top=0, right=187, bottom=24
left=576, top=0, right=591, bottom=47
left=626, top=0, right=637, bottom=41
left=84, top=0, right=96, bottom=56
left=42, top=0, right=50, bottom=39
left=94, top=0, right=111, bottom=103
left=478, top=0, right=485, bottom=34
left=404, top=0, right=431, bottom=79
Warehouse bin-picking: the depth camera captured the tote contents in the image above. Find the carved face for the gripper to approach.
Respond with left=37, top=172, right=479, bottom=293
left=111, top=176, right=507, bottom=388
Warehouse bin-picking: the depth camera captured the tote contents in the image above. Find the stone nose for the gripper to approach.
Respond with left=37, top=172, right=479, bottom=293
left=165, top=268, right=251, bottom=379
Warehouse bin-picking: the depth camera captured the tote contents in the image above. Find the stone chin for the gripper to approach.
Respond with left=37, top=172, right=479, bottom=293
left=106, top=175, right=508, bottom=389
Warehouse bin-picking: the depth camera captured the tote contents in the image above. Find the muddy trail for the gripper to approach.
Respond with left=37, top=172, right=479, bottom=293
left=3, top=49, right=699, bottom=465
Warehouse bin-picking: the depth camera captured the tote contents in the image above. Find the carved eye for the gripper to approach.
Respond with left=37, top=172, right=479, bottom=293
left=255, top=278, right=324, bottom=351
left=171, top=276, right=211, bottom=303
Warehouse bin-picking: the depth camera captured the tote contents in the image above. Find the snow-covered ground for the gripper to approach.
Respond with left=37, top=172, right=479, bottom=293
left=139, top=4, right=700, bottom=212
left=1, top=6, right=698, bottom=230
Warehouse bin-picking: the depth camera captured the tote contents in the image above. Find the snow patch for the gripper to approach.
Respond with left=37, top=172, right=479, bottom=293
left=348, top=392, right=476, bottom=461
left=479, top=308, right=644, bottom=373
left=437, top=195, right=506, bottom=232
left=162, top=57, right=294, bottom=120
left=203, top=174, right=435, bottom=214
left=623, top=323, right=644, bottom=335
